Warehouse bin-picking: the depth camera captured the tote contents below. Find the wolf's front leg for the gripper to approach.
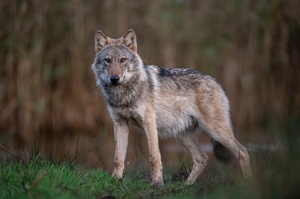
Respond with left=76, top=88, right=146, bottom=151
left=144, top=106, right=164, bottom=187
left=112, top=119, right=129, bottom=180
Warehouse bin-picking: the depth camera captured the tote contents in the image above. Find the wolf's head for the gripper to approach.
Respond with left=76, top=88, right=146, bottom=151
left=92, top=29, right=144, bottom=87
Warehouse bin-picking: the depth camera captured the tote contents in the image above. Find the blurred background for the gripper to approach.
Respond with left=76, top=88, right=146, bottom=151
left=0, top=0, right=299, bottom=176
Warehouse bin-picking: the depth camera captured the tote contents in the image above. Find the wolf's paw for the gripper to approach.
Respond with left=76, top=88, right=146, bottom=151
left=184, top=179, right=194, bottom=186
left=151, top=180, right=164, bottom=188
left=112, top=172, right=123, bottom=181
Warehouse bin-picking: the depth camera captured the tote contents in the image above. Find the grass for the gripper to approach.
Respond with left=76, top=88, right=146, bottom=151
left=0, top=152, right=258, bottom=199
left=2, top=114, right=300, bottom=199
left=1, top=148, right=300, bottom=199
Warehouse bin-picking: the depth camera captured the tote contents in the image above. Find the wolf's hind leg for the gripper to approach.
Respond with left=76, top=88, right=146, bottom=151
left=206, top=124, right=252, bottom=180
left=227, top=138, right=252, bottom=179
left=178, top=133, right=208, bottom=185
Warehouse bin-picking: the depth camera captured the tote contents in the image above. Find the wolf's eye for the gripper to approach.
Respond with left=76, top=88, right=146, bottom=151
left=104, top=58, right=111, bottom=63
left=120, top=58, right=127, bottom=63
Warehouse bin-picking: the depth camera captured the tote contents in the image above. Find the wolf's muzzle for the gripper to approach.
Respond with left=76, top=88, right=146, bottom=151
left=110, top=75, right=120, bottom=85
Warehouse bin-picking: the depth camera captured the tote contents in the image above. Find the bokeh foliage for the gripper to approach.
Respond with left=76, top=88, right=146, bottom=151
left=0, top=0, right=299, bottom=174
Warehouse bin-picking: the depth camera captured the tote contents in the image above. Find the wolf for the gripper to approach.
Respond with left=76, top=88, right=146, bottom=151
left=92, top=29, right=251, bottom=187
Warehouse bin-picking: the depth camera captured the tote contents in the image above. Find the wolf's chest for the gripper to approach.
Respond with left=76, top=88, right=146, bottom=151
left=102, top=79, right=147, bottom=109
left=113, top=105, right=145, bottom=128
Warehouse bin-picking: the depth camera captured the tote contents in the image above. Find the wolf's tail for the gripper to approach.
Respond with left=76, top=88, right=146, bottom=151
left=212, top=140, right=234, bottom=164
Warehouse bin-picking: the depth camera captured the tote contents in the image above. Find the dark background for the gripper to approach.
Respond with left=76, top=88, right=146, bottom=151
left=0, top=0, right=299, bottom=171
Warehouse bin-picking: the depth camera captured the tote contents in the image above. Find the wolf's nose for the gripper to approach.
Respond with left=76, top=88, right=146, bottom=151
left=110, top=75, right=120, bottom=85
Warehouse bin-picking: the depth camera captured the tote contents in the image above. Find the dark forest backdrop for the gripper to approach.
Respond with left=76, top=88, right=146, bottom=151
left=0, top=0, right=299, bottom=170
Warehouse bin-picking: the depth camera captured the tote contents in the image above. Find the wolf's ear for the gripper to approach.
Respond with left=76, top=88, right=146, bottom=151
left=95, top=30, right=108, bottom=54
left=121, top=29, right=137, bottom=52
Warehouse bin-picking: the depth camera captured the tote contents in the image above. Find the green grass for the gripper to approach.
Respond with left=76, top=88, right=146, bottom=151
left=2, top=122, right=300, bottom=199
left=0, top=153, right=259, bottom=199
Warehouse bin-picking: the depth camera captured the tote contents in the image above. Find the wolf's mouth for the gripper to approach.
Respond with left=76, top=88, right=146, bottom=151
left=111, top=82, right=120, bottom=86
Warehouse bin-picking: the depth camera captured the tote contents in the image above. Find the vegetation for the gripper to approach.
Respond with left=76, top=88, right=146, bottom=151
left=0, top=0, right=299, bottom=154
left=2, top=116, right=300, bottom=199
left=0, top=0, right=299, bottom=198
left=0, top=153, right=258, bottom=199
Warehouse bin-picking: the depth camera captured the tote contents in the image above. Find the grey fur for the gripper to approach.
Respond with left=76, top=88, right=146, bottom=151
left=92, top=29, right=252, bottom=186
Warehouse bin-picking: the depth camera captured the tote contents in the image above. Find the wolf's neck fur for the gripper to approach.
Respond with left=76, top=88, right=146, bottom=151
left=102, top=57, right=148, bottom=109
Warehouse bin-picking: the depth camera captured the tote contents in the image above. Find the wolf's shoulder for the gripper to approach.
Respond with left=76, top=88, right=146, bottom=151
left=144, top=65, right=204, bottom=77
